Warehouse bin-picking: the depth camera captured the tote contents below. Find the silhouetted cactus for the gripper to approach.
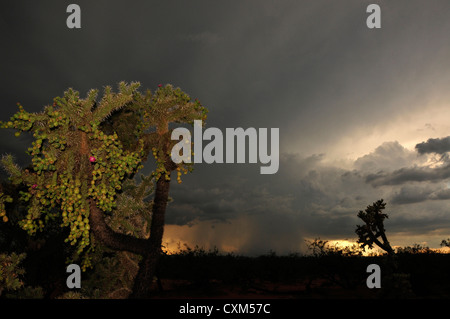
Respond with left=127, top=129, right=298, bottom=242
left=355, top=199, right=394, bottom=255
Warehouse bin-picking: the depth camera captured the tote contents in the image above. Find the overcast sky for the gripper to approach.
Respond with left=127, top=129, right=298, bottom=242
left=1, top=0, right=450, bottom=254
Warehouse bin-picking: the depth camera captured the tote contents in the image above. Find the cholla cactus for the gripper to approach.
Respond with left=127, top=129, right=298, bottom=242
left=355, top=199, right=394, bottom=255
left=0, top=82, right=143, bottom=269
left=0, top=82, right=208, bottom=298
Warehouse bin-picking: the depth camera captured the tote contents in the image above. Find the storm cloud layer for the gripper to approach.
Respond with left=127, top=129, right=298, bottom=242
left=1, top=1, right=450, bottom=254
left=164, top=140, right=450, bottom=254
left=416, top=136, right=450, bottom=155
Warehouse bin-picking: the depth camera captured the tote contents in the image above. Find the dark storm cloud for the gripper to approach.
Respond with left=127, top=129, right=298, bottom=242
left=166, top=145, right=450, bottom=254
left=167, top=153, right=376, bottom=240
left=365, top=164, right=450, bottom=187
left=391, top=186, right=450, bottom=205
left=363, top=138, right=450, bottom=188
left=359, top=139, right=450, bottom=189
left=415, top=136, right=450, bottom=155
left=430, top=188, right=450, bottom=200
left=392, top=186, right=450, bottom=204
left=391, top=185, right=437, bottom=205
left=3, top=0, right=450, bottom=152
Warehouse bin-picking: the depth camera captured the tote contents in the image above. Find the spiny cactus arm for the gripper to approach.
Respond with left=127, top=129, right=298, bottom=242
left=80, top=89, right=99, bottom=115
left=142, top=84, right=208, bottom=133
left=1, top=155, right=23, bottom=185
left=91, top=82, right=140, bottom=125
